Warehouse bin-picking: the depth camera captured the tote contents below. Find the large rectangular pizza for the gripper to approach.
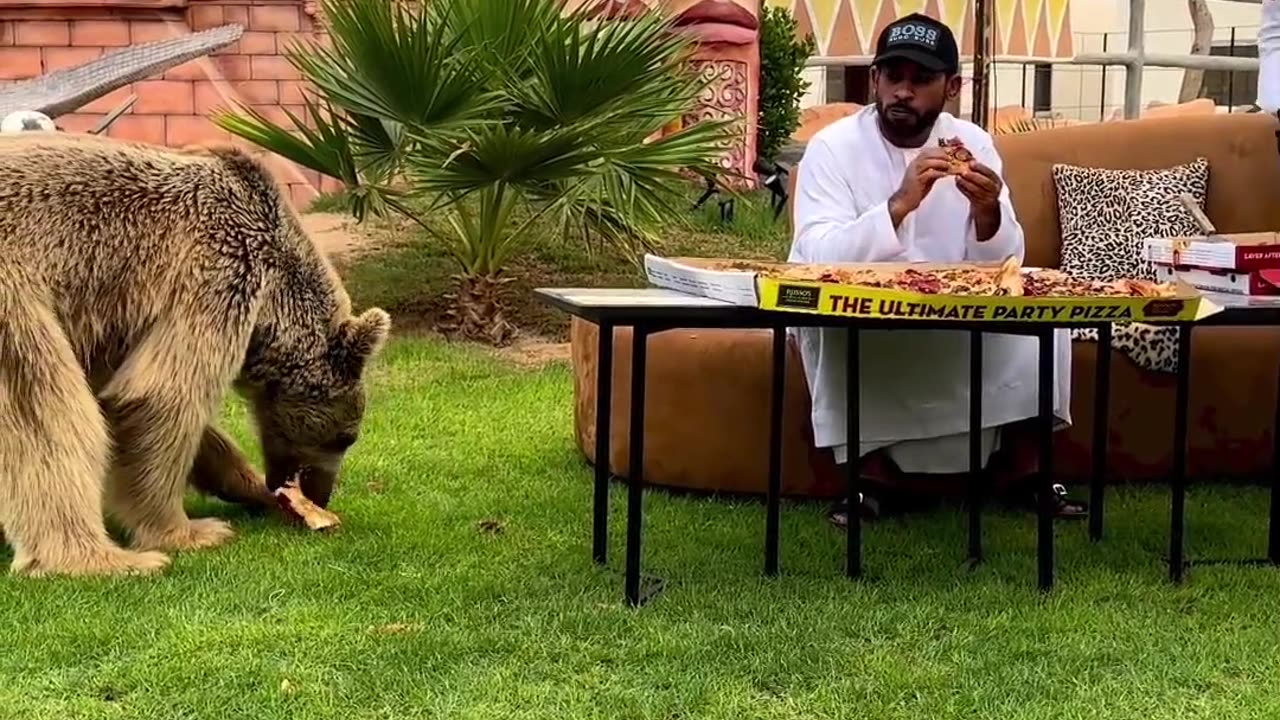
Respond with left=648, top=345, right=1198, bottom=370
left=699, top=255, right=1178, bottom=299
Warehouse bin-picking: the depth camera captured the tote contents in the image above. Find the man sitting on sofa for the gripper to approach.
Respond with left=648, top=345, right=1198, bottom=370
left=788, top=12, right=1086, bottom=525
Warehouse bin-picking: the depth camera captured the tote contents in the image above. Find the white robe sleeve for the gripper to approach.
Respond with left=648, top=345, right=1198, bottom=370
left=963, top=137, right=1025, bottom=264
left=1259, top=0, right=1280, bottom=114
left=788, top=136, right=907, bottom=264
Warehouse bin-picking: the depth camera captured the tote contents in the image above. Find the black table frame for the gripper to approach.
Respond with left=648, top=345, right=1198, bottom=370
left=538, top=291, right=1280, bottom=607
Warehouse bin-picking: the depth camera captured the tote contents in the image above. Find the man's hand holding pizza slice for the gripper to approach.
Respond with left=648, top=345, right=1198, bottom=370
left=943, top=139, right=1004, bottom=242
left=888, top=147, right=952, bottom=228
left=956, top=161, right=1003, bottom=210
left=938, top=137, right=975, bottom=175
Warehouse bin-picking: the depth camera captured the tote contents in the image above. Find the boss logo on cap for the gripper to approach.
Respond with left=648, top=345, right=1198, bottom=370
left=887, top=22, right=940, bottom=48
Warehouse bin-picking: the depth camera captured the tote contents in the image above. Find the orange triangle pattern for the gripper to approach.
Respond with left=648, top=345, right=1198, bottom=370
left=872, top=0, right=901, bottom=51
left=924, top=0, right=943, bottom=23
left=793, top=0, right=817, bottom=51
left=1006, top=1, right=1027, bottom=55
left=774, top=0, right=1072, bottom=60
left=828, top=0, right=861, bottom=55
left=959, top=0, right=975, bottom=56
left=1055, top=20, right=1073, bottom=56
left=1032, top=5, right=1052, bottom=57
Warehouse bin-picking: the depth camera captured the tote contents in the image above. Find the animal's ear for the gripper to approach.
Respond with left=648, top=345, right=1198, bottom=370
left=332, top=308, right=391, bottom=380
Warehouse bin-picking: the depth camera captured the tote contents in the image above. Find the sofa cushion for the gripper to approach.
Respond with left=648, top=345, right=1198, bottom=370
left=1050, top=157, right=1210, bottom=374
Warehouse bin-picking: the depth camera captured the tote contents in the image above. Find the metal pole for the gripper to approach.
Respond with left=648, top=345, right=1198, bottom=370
left=1100, top=33, right=1109, bottom=121
left=1229, top=26, right=1237, bottom=111
left=1021, top=62, right=1028, bottom=109
left=1124, top=0, right=1146, bottom=119
left=972, top=0, right=993, bottom=128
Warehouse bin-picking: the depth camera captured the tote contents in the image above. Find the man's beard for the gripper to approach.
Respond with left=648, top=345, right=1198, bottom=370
left=875, top=100, right=941, bottom=143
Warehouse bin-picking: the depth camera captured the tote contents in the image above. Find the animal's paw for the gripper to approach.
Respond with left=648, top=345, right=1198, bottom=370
left=12, top=546, right=171, bottom=578
left=132, top=518, right=235, bottom=552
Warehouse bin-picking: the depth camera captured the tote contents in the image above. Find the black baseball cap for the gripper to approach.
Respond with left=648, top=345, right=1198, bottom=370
left=872, top=13, right=960, bottom=75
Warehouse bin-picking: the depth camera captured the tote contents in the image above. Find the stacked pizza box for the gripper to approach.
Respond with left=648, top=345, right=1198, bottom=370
left=1142, top=232, right=1280, bottom=296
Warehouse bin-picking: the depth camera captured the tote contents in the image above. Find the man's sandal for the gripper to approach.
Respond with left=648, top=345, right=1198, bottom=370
left=827, top=493, right=882, bottom=529
left=1012, top=483, right=1088, bottom=519
left=1044, top=483, right=1089, bottom=519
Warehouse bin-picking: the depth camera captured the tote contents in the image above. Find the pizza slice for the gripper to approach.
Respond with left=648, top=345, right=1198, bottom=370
left=994, top=254, right=1025, bottom=296
left=938, top=137, right=975, bottom=175
left=274, top=476, right=342, bottom=531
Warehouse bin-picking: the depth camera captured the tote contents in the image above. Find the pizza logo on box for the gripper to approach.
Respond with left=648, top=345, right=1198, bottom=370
left=774, top=284, right=821, bottom=310
left=1143, top=299, right=1185, bottom=317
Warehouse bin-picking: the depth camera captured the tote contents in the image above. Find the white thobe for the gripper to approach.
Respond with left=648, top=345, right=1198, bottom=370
left=1259, top=0, right=1280, bottom=114
left=787, top=107, right=1072, bottom=473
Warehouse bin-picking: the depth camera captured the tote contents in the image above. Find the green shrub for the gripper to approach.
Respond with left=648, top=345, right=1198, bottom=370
left=756, top=6, right=816, bottom=163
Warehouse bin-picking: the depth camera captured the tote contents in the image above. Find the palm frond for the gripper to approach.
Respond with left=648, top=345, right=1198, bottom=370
left=282, top=0, right=501, bottom=129
left=402, top=123, right=606, bottom=195
left=992, top=115, right=1074, bottom=135
left=502, top=8, right=706, bottom=133
left=212, top=97, right=412, bottom=223
left=212, top=98, right=358, bottom=184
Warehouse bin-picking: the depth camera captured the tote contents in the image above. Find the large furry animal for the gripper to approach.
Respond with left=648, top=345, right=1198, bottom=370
left=0, top=132, right=390, bottom=577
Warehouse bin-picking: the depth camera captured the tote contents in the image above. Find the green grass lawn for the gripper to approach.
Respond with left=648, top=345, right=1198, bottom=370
left=4, top=335, right=1280, bottom=719
left=5, top=192, right=1280, bottom=718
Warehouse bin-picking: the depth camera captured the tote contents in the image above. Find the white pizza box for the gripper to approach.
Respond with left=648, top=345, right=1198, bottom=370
left=1143, top=232, right=1280, bottom=271
left=1155, top=264, right=1280, bottom=296
left=642, top=254, right=759, bottom=306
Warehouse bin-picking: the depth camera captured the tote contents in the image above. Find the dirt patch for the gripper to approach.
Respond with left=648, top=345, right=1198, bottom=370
left=302, top=212, right=387, bottom=260
left=494, top=337, right=572, bottom=368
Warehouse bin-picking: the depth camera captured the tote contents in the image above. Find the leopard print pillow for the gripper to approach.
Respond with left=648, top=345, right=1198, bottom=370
left=1052, top=158, right=1209, bottom=282
left=1050, top=158, right=1210, bottom=375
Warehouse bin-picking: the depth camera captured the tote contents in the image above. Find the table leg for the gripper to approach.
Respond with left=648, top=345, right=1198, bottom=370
left=847, top=326, right=862, bottom=579
left=1170, top=324, right=1193, bottom=584
left=1037, top=328, right=1056, bottom=592
left=625, top=325, right=653, bottom=607
left=765, top=326, right=787, bottom=577
left=1272, top=356, right=1280, bottom=564
left=593, top=321, right=614, bottom=566
left=1090, top=323, right=1112, bottom=543
left=968, top=330, right=984, bottom=566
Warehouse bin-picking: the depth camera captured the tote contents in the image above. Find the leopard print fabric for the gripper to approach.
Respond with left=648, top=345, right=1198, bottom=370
left=1050, top=158, right=1210, bottom=374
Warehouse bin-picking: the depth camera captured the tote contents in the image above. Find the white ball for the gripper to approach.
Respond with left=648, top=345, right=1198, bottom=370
left=1, top=110, right=55, bottom=133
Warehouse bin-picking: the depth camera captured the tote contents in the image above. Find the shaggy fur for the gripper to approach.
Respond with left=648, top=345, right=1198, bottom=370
left=0, top=132, right=390, bottom=577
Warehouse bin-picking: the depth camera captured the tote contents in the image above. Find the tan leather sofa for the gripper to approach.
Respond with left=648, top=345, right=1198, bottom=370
left=570, top=112, right=1280, bottom=498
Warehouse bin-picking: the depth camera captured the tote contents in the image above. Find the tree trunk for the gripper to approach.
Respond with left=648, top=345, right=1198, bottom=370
left=1179, top=0, right=1216, bottom=103
left=436, top=272, right=518, bottom=346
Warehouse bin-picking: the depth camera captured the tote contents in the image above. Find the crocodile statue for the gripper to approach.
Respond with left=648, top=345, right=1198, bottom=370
left=0, top=23, right=243, bottom=131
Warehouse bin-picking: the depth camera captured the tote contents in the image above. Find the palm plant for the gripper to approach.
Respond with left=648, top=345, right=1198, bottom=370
left=992, top=115, right=1074, bottom=135
left=213, top=0, right=735, bottom=345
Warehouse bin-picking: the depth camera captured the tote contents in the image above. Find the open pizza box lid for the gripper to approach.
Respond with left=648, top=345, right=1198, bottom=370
left=643, top=254, right=762, bottom=305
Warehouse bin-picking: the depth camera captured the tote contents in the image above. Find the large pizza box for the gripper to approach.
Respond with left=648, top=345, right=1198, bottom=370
left=644, top=254, right=1224, bottom=324
left=1143, top=233, right=1280, bottom=296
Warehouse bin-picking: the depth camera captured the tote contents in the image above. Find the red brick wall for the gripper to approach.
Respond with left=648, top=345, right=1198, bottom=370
left=0, top=0, right=342, bottom=208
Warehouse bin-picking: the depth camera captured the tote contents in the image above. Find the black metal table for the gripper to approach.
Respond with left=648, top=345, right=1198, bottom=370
left=535, top=287, right=1280, bottom=607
